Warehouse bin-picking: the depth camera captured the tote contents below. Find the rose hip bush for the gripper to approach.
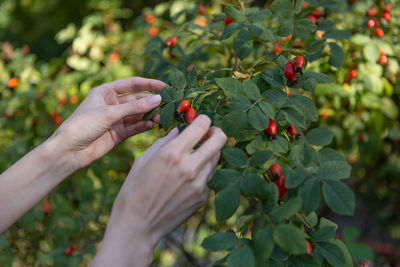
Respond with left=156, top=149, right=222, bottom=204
left=3, top=0, right=396, bottom=265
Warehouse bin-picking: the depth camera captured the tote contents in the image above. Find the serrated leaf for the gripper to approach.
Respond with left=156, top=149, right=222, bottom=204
left=270, top=197, right=302, bottom=223
left=222, top=110, right=247, bottom=137
left=201, top=231, right=238, bottom=251
left=249, top=150, right=273, bottom=167
left=282, top=106, right=306, bottom=128
left=227, top=244, right=255, bottom=267
left=258, top=101, right=275, bottom=119
left=294, top=18, right=316, bottom=38
left=306, top=126, right=333, bottom=146
left=248, top=24, right=275, bottom=42
left=262, top=89, right=287, bottom=105
left=277, top=18, right=294, bottom=37
left=160, top=102, right=175, bottom=131
left=317, top=161, right=351, bottom=180
left=186, top=66, right=197, bottom=88
left=221, top=22, right=245, bottom=40
left=306, top=40, right=326, bottom=54
left=234, top=30, right=253, bottom=60
left=215, top=184, right=241, bottom=222
left=248, top=106, right=269, bottom=131
left=223, top=147, right=247, bottom=167
left=224, top=6, right=245, bottom=21
left=318, top=148, right=346, bottom=163
left=303, top=72, right=333, bottom=84
left=243, top=80, right=260, bottom=100
left=248, top=9, right=270, bottom=22
left=169, top=69, right=185, bottom=90
left=315, top=242, right=346, bottom=266
left=298, top=178, right=321, bottom=215
left=239, top=173, right=272, bottom=200
left=268, top=134, right=289, bottom=154
left=160, top=87, right=174, bottom=102
left=310, top=217, right=338, bottom=242
left=271, top=0, right=294, bottom=18
left=294, top=0, right=304, bottom=14
left=273, top=224, right=307, bottom=255
left=323, top=29, right=351, bottom=40
left=208, top=169, right=241, bottom=192
left=322, top=180, right=355, bottom=216
left=286, top=168, right=307, bottom=189
left=328, top=42, right=345, bottom=68
left=216, top=77, right=244, bottom=97
left=253, top=225, right=274, bottom=264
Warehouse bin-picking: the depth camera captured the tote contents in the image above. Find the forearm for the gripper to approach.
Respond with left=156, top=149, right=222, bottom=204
left=0, top=135, right=75, bottom=232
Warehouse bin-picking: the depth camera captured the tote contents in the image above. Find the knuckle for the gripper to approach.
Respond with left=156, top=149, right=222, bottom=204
left=180, top=166, right=196, bottom=181
left=191, top=182, right=204, bottom=196
left=196, top=117, right=211, bottom=132
left=215, top=128, right=228, bottom=143
left=160, top=149, right=181, bottom=164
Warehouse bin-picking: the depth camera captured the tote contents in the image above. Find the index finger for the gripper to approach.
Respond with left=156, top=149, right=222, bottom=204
left=166, top=115, right=211, bottom=153
left=102, top=77, right=168, bottom=94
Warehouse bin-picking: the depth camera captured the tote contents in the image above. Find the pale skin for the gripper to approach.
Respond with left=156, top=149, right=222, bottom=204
left=0, top=77, right=227, bottom=266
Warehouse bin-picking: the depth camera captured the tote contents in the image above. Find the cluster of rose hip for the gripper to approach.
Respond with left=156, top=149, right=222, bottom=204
left=284, top=55, right=305, bottom=86
left=366, top=4, right=391, bottom=37
left=176, top=99, right=197, bottom=123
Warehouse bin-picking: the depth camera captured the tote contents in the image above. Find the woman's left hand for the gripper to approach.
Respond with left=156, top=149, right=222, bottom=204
left=51, top=77, right=166, bottom=170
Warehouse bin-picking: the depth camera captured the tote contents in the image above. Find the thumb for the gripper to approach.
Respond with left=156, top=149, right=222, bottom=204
left=105, top=94, right=162, bottom=125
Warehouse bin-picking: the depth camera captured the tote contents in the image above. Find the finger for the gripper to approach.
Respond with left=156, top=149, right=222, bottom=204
left=142, top=128, right=179, bottom=157
left=125, top=121, right=154, bottom=137
left=105, top=94, right=161, bottom=125
left=191, top=126, right=227, bottom=166
left=123, top=114, right=143, bottom=125
left=102, top=77, right=168, bottom=94
left=118, top=92, right=154, bottom=104
left=151, top=113, right=160, bottom=124
left=166, top=115, right=211, bottom=153
left=192, top=152, right=220, bottom=189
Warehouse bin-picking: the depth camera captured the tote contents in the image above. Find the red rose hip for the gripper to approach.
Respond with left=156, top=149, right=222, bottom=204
left=224, top=17, right=234, bottom=25
left=265, top=118, right=277, bottom=139
left=185, top=107, right=197, bottom=123
left=274, top=175, right=287, bottom=199
left=177, top=99, right=190, bottom=113
left=269, top=163, right=282, bottom=178
left=284, top=62, right=297, bottom=81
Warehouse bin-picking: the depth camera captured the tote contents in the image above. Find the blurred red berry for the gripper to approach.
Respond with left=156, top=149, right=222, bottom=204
left=367, top=8, right=378, bottom=17
left=307, top=16, right=318, bottom=24
left=270, top=163, right=282, bottom=178
left=367, top=19, right=375, bottom=28
left=197, top=4, right=206, bottom=14
left=285, top=62, right=297, bottom=81
left=224, top=17, right=234, bottom=26
left=185, top=107, right=197, bottom=123
left=145, top=15, right=155, bottom=24
left=274, top=47, right=282, bottom=55
left=8, top=77, right=18, bottom=89
left=64, top=247, right=73, bottom=256
left=148, top=26, right=159, bottom=37
left=306, top=240, right=313, bottom=254
left=382, top=11, right=391, bottom=21
left=109, top=52, right=120, bottom=62
left=311, top=10, right=324, bottom=19
left=165, top=36, right=177, bottom=47
left=274, top=175, right=287, bottom=199
left=374, top=28, right=384, bottom=37
left=69, top=95, right=78, bottom=105
left=43, top=201, right=50, bottom=214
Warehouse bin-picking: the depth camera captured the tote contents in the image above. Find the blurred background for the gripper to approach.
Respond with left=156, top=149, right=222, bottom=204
left=0, top=0, right=399, bottom=266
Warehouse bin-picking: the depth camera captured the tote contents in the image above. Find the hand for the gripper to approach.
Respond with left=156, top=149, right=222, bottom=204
left=51, top=77, right=167, bottom=170
left=92, top=115, right=227, bottom=267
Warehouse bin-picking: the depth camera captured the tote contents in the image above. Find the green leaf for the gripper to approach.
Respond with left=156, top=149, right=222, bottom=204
left=282, top=106, right=306, bottom=128
left=239, top=173, right=272, bottom=200
left=201, top=231, right=238, bottom=251
left=160, top=87, right=174, bottom=102
left=294, top=0, right=304, bottom=14
left=306, top=40, right=326, bottom=54
left=248, top=24, right=275, bottom=42
left=227, top=244, right=255, bottom=267
left=221, top=23, right=245, bottom=40
left=270, top=197, right=302, bottom=223
left=303, top=72, right=333, bottom=84
left=261, top=69, right=285, bottom=88
left=168, top=69, right=185, bottom=90
left=346, top=242, right=375, bottom=262
left=286, top=168, right=307, bottom=189
left=289, top=255, right=319, bottom=267
left=294, top=18, right=316, bottom=38
left=258, top=101, right=275, bottom=119
left=224, top=6, right=245, bottom=21
left=215, top=184, right=241, bottom=222
left=322, top=180, right=355, bottom=215
left=262, top=89, right=287, bottom=105
left=248, top=106, right=269, bottom=131
left=331, top=239, right=356, bottom=267
left=0, top=236, right=9, bottom=249
left=253, top=225, right=274, bottom=264
left=271, top=0, right=294, bottom=18
left=222, top=110, right=248, bottom=137
left=249, top=150, right=273, bottom=167
left=323, top=29, right=351, bottom=40
left=310, top=217, right=337, bottom=242
left=268, top=134, right=289, bottom=154
left=234, top=30, right=253, bottom=60
left=315, top=242, right=346, bottom=266
left=342, top=226, right=360, bottom=241
left=273, top=224, right=307, bottom=255
left=223, top=147, right=247, bottom=167
left=243, top=80, right=261, bottom=100
left=186, top=66, right=197, bottom=88
left=208, top=169, right=241, bottom=192
left=229, top=94, right=252, bottom=110
left=160, top=102, right=175, bottom=131
left=317, top=161, right=351, bottom=180
left=277, top=18, right=294, bottom=37
left=298, top=178, right=321, bottom=214
left=318, top=148, right=346, bottom=163
left=328, top=43, right=345, bottom=68
left=289, top=141, right=318, bottom=168
left=306, top=126, right=333, bottom=146
left=216, top=77, right=244, bottom=97
left=248, top=9, right=270, bottom=22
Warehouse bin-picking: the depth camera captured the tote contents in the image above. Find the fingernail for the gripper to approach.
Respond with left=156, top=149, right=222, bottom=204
left=168, top=127, right=178, bottom=136
left=148, top=94, right=161, bottom=105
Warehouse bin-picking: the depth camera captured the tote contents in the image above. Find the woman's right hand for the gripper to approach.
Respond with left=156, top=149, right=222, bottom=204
left=91, top=115, right=227, bottom=267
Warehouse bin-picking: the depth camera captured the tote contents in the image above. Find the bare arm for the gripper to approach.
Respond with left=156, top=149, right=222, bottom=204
left=0, top=77, right=167, bottom=232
